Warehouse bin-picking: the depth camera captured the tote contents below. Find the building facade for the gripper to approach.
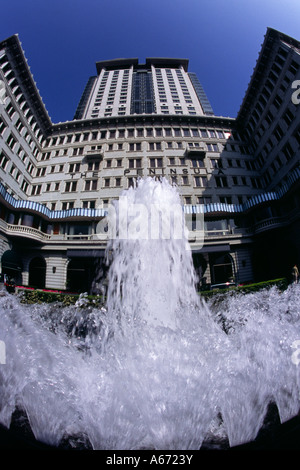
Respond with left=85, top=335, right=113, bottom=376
left=0, top=28, right=299, bottom=293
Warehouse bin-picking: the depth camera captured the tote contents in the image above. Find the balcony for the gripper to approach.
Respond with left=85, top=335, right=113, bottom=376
left=252, top=216, right=286, bottom=234
left=2, top=221, right=52, bottom=242
left=85, top=148, right=103, bottom=160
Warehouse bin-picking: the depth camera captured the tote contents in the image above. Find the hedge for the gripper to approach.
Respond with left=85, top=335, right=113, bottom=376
left=17, top=278, right=289, bottom=306
left=199, top=278, right=289, bottom=300
left=18, top=289, right=106, bottom=307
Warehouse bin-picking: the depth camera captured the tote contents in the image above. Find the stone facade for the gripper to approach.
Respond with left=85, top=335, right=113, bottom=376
left=0, top=28, right=299, bottom=293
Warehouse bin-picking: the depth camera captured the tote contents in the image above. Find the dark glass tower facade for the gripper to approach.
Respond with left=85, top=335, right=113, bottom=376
left=131, top=70, right=155, bottom=114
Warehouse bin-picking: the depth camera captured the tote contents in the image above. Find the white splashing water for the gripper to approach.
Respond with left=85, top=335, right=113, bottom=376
left=0, top=177, right=300, bottom=450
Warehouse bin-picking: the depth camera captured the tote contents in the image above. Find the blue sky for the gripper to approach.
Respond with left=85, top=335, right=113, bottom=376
left=1, top=0, right=300, bottom=123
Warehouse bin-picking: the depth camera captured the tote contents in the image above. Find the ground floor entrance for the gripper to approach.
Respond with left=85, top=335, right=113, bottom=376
left=66, top=254, right=108, bottom=294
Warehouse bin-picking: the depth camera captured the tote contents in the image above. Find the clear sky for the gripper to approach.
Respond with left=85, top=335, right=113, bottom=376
left=1, top=0, right=300, bottom=123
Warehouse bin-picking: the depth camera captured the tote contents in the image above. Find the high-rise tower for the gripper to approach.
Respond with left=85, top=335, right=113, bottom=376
left=74, top=58, right=213, bottom=119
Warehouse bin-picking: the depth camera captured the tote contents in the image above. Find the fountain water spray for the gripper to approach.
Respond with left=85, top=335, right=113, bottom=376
left=0, top=177, right=300, bottom=449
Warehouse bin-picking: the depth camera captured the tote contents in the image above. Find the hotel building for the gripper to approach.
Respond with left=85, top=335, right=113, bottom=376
left=0, top=28, right=299, bottom=293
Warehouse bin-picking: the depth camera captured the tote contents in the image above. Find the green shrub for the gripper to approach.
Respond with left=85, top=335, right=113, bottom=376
left=18, top=288, right=106, bottom=308
left=199, top=278, right=289, bottom=300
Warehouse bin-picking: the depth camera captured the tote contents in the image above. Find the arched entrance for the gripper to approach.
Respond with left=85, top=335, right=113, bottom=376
left=1, top=250, right=22, bottom=278
left=67, top=258, right=95, bottom=294
left=29, top=257, right=46, bottom=288
left=1, top=250, right=23, bottom=288
left=210, top=253, right=234, bottom=285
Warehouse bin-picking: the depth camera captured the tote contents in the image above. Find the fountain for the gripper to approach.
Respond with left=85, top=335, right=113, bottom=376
left=0, top=177, right=300, bottom=450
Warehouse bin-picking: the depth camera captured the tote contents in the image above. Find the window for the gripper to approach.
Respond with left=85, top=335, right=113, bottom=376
left=282, top=108, right=295, bottom=126
left=219, top=196, right=232, bottom=204
left=129, top=158, right=142, bottom=168
left=104, top=178, right=110, bottom=187
left=149, top=157, right=163, bottom=168
left=85, top=179, right=98, bottom=191
left=6, top=133, right=17, bottom=150
left=191, top=156, right=205, bottom=168
left=62, top=201, right=74, bottom=211
left=146, top=128, right=153, bottom=137
left=215, top=176, right=228, bottom=188
left=194, top=176, right=208, bottom=187
left=129, top=143, right=141, bottom=151
left=273, top=125, right=284, bottom=142
left=149, top=142, right=161, bottom=151
left=65, top=181, right=77, bottom=192
left=0, top=152, right=9, bottom=170
left=69, top=163, right=80, bottom=173
left=83, top=200, right=96, bottom=209
left=282, top=142, right=294, bottom=161
left=197, top=196, right=212, bottom=204
left=272, top=95, right=283, bottom=110
left=31, top=185, right=41, bottom=195
left=0, top=117, right=8, bottom=135
left=36, top=167, right=46, bottom=177
left=200, top=129, right=208, bottom=138
left=211, top=158, right=223, bottom=169
left=115, top=177, right=121, bottom=187
left=88, top=161, right=100, bottom=171
left=72, top=147, right=84, bottom=156
left=207, top=144, right=218, bottom=152
left=21, top=179, right=29, bottom=193
left=128, top=177, right=136, bottom=188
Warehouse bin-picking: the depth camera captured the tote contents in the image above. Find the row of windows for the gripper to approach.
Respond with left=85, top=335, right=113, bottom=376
left=243, top=46, right=299, bottom=143
left=45, top=127, right=227, bottom=146
left=0, top=144, right=260, bottom=197
left=1, top=105, right=41, bottom=159
left=27, top=171, right=264, bottom=198
left=92, top=70, right=131, bottom=114
left=155, top=68, right=194, bottom=105
left=36, top=153, right=258, bottom=176
left=0, top=57, right=46, bottom=144
left=255, top=123, right=300, bottom=173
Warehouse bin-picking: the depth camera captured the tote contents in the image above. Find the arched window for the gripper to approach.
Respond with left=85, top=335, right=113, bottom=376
left=211, top=253, right=234, bottom=285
